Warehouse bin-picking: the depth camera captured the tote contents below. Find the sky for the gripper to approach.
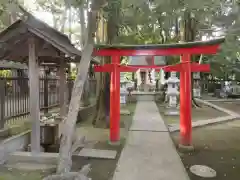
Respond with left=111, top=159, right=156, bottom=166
left=24, top=0, right=54, bottom=26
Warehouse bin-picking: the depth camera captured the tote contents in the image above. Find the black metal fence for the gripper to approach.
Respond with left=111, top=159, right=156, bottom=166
left=0, top=76, right=97, bottom=128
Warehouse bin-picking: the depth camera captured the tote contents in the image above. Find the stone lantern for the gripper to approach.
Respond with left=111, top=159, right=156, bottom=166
left=193, top=72, right=201, bottom=98
left=165, top=72, right=180, bottom=115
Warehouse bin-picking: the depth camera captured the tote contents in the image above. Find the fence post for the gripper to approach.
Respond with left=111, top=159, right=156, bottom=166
left=44, top=77, right=49, bottom=113
left=0, top=79, right=6, bottom=129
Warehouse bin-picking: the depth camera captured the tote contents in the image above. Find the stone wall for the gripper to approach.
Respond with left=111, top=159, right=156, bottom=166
left=77, top=104, right=97, bottom=122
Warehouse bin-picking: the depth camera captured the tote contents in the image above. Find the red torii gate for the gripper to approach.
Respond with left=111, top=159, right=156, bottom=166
left=93, top=38, right=225, bottom=146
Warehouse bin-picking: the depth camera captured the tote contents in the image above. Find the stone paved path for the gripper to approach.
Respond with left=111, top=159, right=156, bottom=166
left=112, top=101, right=189, bottom=180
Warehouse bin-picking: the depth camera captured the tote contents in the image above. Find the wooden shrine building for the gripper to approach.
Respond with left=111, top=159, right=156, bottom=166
left=0, top=9, right=98, bottom=153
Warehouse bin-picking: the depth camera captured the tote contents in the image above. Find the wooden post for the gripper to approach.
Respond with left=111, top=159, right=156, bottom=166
left=28, top=37, right=41, bottom=153
left=67, top=64, right=71, bottom=103
left=180, top=54, right=192, bottom=146
left=109, top=56, right=120, bottom=143
left=59, top=59, right=67, bottom=118
left=0, top=78, right=5, bottom=129
left=43, top=70, right=49, bottom=113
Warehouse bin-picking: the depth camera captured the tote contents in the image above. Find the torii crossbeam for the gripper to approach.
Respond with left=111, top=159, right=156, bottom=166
left=93, top=38, right=225, bottom=146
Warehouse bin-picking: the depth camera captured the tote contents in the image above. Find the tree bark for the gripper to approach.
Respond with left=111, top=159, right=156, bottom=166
left=57, top=0, right=106, bottom=173
left=93, top=0, right=120, bottom=126
left=79, top=1, right=90, bottom=107
left=180, top=10, right=201, bottom=107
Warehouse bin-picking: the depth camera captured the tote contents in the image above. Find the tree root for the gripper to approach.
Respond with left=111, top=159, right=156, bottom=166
left=43, top=164, right=91, bottom=180
left=192, top=97, right=201, bottom=108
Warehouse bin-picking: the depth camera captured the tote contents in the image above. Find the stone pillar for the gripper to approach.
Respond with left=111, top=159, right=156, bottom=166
left=165, top=72, right=179, bottom=115
left=120, top=72, right=125, bottom=88
left=150, top=69, right=155, bottom=91
left=136, top=69, right=141, bottom=91
left=193, top=72, right=201, bottom=98
left=120, top=87, right=127, bottom=107
left=160, top=69, right=165, bottom=85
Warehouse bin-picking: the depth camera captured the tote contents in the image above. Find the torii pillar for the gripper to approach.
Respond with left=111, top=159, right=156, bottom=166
left=163, top=56, right=211, bottom=146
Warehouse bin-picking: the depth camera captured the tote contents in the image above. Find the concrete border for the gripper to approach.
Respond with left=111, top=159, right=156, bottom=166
left=169, top=116, right=238, bottom=132
left=205, top=99, right=240, bottom=102
left=1, top=130, right=31, bottom=152
left=196, top=98, right=240, bottom=117
left=169, top=99, right=240, bottom=132
left=7, top=151, right=59, bottom=164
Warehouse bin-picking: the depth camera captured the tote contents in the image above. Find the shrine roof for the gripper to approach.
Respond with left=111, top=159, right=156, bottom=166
left=95, top=38, right=225, bottom=50
left=0, top=6, right=99, bottom=64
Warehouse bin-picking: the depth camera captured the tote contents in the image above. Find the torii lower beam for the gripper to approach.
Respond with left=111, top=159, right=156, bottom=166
left=93, top=38, right=225, bottom=145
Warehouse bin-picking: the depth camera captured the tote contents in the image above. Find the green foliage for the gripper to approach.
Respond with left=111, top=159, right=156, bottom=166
left=0, top=0, right=236, bottom=80
left=0, top=70, right=11, bottom=77
left=70, top=67, right=77, bottom=79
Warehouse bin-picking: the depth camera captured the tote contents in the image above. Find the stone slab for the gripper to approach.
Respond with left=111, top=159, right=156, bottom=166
left=78, top=148, right=117, bottom=159
left=1, top=131, right=30, bottom=155
left=113, top=101, right=189, bottom=180
left=136, top=95, right=155, bottom=101
left=130, top=101, right=168, bottom=132
left=6, top=162, right=56, bottom=172
left=0, top=128, right=9, bottom=138
left=190, top=165, right=216, bottom=178
left=120, top=109, right=131, bottom=115
left=8, top=152, right=58, bottom=164
left=206, top=99, right=240, bottom=102
left=113, top=131, right=189, bottom=180
left=132, top=91, right=159, bottom=95
left=169, top=115, right=237, bottom=132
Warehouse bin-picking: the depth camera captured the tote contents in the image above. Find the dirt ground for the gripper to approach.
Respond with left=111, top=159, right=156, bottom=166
left=0, top=168, right=46, bottom=180
left=72, top=103, right=136, bottom=180
left=171, top=120, right=240, bottom=180
left=157, top=102, right=227, bottom=124
left=0, top=103, right=136, bottom=180
left=211, top=101, right=240, bottom=113
left=162, top=97, right=240, bottom=180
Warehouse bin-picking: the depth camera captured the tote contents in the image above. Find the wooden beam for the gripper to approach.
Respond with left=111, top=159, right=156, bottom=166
left=28, top=36, right=41, bottom=153
left=93, top=44, right=221, bottom=56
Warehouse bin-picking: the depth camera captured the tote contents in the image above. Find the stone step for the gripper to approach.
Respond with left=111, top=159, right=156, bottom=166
left=136, top=95, right=155, bottom=101
left=7, top=151, right=58, bottom=165
left=5, top=162, right=56, bottom=173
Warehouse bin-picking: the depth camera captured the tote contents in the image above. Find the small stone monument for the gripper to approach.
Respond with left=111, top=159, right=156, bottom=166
left=120, top=87, right=127, bottom=106
left=193, top=72, right=201, bottom=98
left=120, top=73, right=127, bottom=106
left=165, top=72, right=179, bottom=115
left=190, top=165, right=216, bottom=178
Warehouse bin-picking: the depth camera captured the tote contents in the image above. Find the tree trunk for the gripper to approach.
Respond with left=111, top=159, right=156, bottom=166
left=93, top=0, right=120, bottom=126
left=57, top=0, right=106, bottom=173
left=79, top=1, right=90, bottom=107
left=180, top=10, right=201, bottom=107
